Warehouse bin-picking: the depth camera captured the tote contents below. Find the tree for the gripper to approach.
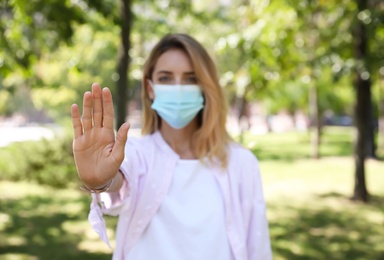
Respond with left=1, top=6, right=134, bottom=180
left=213, top=0, right=300, bottom=136
left=115, top=0, right=134, bottom=129
left=286, top=0, right=358, bottom=159
left=352, top=0, right=373, bottom=202
left=368, top=0, right=384, bottom=155
left=0, top=0, right=119, bottom=119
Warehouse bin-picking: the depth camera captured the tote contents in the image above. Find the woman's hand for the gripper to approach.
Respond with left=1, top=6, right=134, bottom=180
left=71, top=83, right=130, bottom=189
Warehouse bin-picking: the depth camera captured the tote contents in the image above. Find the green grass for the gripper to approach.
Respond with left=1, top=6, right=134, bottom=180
left=1, top=127, right=383, bottom=259
left=238, top=126, right=357, bottom=161
left=261, top=158, right=384, bottom=260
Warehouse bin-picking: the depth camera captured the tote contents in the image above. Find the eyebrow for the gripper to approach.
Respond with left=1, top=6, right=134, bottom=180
left=156, top=70, right=196, bottom=75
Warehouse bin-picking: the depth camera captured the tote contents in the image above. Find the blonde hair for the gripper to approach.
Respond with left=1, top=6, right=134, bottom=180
left=141, top=33, right=231, bottom=166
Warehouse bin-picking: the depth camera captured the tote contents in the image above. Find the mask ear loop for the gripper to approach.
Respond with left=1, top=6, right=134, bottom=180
left=148, top=80, right=154, bottom=88
left=147, top=79, right=155, bottom=102
left=147, top=79, right=161, bottom=129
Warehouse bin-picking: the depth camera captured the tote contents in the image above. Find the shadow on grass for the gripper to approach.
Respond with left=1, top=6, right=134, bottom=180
left=2, top=187, right=383, bottom=260
left=269, top=193, right=384, bottom=260
left=0, top=193, right=117, bottom=260
left=319, top=192, right=384, bottom=209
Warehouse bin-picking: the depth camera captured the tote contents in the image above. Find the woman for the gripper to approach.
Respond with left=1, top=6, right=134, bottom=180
left=71, top=33, right=272, bottom=260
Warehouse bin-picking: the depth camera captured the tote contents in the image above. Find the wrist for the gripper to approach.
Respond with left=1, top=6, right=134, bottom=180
left=80, top=178, right=114, bottom=194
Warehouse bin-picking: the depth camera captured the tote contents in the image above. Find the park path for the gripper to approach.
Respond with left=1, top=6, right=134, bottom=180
left=0, top=125, right=142, bottom=147
left=0, top=126, right=57, bottom=147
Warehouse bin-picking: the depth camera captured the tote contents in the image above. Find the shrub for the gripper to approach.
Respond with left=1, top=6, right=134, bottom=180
left=0, top=134, right=80, bottom=189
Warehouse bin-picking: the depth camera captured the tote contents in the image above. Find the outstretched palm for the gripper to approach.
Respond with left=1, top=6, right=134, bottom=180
left=71, top=83, right=129, bottom=189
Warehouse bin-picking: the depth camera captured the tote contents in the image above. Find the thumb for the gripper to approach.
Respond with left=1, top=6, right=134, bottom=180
left=112, top=122, right=130, bottom=162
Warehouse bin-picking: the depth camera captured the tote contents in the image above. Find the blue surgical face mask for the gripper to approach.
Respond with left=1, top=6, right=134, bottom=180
left=150, top=82, right=204, bottom=129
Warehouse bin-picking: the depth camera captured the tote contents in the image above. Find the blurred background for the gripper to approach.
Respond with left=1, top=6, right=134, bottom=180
left=0, top=0, right=383, bottom=259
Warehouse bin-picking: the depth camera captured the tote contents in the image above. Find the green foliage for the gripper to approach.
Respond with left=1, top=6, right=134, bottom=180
left=0, top=0, right=120, bottom=118
left=0, top=134, right=78, bottom=188
left=0, top=0, right=84, bottom=75
left=0, top=0, right=383, bottom=122
left=0, top=87, right=12, bottom=116
left=31, top=22, right=120, bottom=120
left=0, top=0, right=118, bottom=74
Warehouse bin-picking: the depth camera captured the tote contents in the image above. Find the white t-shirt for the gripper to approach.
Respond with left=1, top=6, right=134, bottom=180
left=125, top=159, right=233, bottom=260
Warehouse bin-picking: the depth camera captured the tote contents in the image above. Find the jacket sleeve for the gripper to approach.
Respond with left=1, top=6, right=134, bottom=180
left=241, top=151, right=273, bottom=260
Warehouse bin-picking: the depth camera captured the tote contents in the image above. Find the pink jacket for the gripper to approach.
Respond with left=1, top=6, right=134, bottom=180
left=89, top=131, right=272, bottom=260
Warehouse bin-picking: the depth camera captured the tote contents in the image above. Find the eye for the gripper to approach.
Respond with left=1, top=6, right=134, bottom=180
left=158, top=76, right=172, bottom=83
left=185, top=76, right=198, bottom=84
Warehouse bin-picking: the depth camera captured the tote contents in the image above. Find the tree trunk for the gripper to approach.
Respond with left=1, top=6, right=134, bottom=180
left=352, top=0, right=371, bottom=202
left=309, top=82, right=321, bottom=159
left=362, top=5, right=378, bottom=159
left=379, top=76, right=384, bottom=153
left=365, top=95, right=376, bottom=158
left=307, top=9, right=321, bottom=160
left=115, top=0, right=133, bottom=129
left=236, top=85, right=251, bottom=144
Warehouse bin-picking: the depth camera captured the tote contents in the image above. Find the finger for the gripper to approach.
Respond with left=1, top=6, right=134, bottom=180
left=112, top=123, right=130, bottom=163
left=102, top=87, right=114, bottom=129
left=92, top=83, right=103, bottom=128
left=82, top=91, right=93, bottom=132
left=71, top=104, right=83, bottom=138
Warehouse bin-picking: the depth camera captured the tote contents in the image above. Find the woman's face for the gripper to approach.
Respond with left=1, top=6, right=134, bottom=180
left=147, top=48, right=197, bottom=99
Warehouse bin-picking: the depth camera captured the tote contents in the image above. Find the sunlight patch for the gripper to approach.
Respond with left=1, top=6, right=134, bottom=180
left=6, top=235, right=27, bottom=246
left=365, top=211, right=384, bottom=224
left=61, top=220, right=89, bottom=235
left=0, top=253, right=38, bottom=260
left=78, top=239, right=115, bottom=254
left=0, top=181, right=48, bottom=199
left=59, top=202, right=84, bottom=217
left=0, top=213, right=11, bottom=231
